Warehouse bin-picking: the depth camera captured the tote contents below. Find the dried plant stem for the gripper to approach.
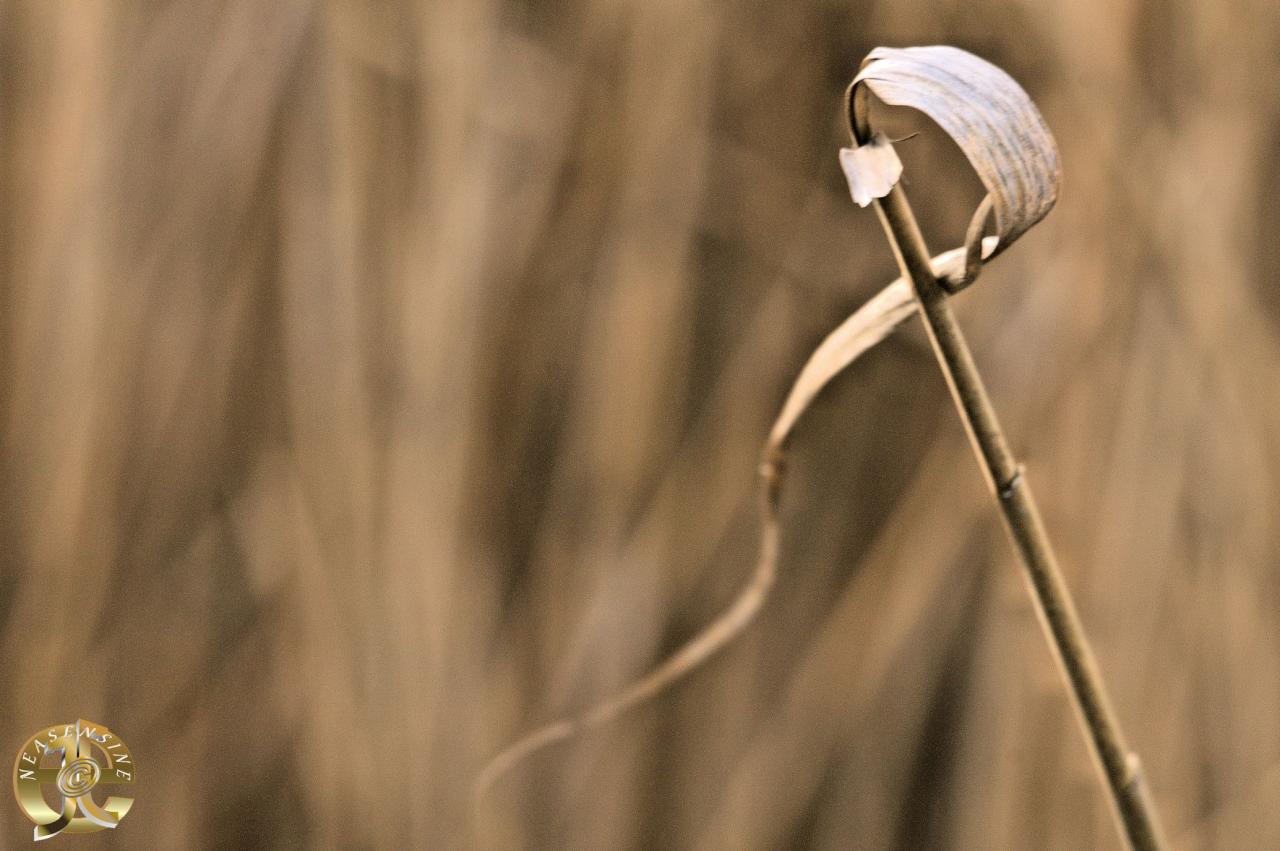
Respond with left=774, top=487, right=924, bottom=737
left=872, top=184, right=1168, bottom=851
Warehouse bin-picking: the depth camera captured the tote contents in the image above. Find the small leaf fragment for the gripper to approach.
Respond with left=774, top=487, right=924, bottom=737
left=839, top=132, right=903, bottom=207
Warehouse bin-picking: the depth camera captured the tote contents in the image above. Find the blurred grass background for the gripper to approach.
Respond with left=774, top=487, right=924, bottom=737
left=1, top=1, right=1279, bottom=848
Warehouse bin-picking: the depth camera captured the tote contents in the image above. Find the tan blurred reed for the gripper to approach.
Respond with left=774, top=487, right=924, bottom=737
left=1, top=1, right=1279, bottom=848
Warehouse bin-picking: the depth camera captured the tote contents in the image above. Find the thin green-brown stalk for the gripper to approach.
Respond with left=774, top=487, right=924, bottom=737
left=871, top=182, right=1168, bottom=851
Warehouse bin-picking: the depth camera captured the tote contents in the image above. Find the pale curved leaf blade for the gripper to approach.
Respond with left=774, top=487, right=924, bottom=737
left=852, top=45, right=1061, bottom=256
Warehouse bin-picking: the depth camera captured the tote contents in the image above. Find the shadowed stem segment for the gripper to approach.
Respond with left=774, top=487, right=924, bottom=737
left=872, top=183, right=1168, bottom=851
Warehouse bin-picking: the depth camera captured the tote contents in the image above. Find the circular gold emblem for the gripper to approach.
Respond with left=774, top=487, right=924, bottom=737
left=12, top=720, right=135, bottom=840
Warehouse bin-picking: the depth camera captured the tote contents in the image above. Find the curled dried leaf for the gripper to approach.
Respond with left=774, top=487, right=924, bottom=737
left=475, top=238, right=997, bottom=801
left=477, top=46, right=1049, bottom=804
left=846, top=45, right=1061, bottom=267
